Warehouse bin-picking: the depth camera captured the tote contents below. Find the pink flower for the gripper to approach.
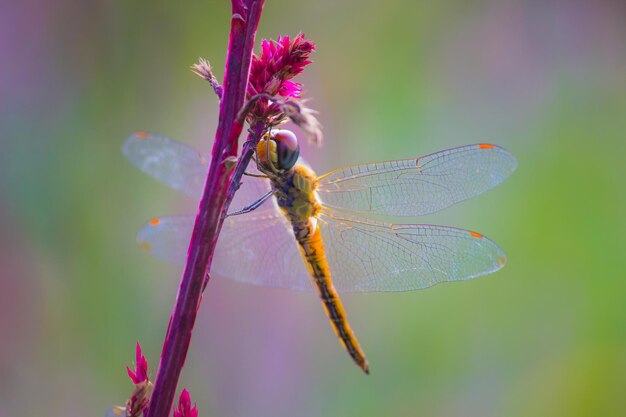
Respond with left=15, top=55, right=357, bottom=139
left=173, top=389, right=198, bottom=417
left=247, top=34, right=315, bottom=121
left=249, top=34, right=315, bottom=99
left=126, top=342, right=149, bottom=385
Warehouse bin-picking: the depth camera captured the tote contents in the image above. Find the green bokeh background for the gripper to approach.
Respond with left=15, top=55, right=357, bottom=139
left=1, top=1, right=625, bottom=416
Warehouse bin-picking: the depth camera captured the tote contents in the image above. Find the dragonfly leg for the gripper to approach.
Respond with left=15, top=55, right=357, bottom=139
left=227, top=190, right=274, bottom=217
left=243, top=172, right=268, bottom=178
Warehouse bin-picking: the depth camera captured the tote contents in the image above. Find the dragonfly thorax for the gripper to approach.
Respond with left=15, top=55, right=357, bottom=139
left=273, top=163, right=321, bottom=225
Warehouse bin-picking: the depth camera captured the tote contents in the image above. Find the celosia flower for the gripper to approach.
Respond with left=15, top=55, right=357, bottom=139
left=247, top=34, right=316, bottom=123
left=173, top=389, right=198, bottom=417
left=126, top=342, right=149, bottom=385
left=123, top=342, right=151, bottom=416
left=248, top=34, right=315, bottom=98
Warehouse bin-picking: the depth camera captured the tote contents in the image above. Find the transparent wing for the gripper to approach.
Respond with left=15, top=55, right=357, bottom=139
left=316, top=144, right=517, bottom=216
left=128, top=134, right=508, bottom=292
left=122, top=131, right=208, bottom=199
left=122, top=130, right=289, bottom=212
left=126, top=131, right=313, bottom=289
left=215, top=207, right=312, bottom=290
left=319, top=211, right=507, bottom=292
left=136, top=210, right=506, bottom=293
left=136, top=210, right=313, bottom=291
left=104, top=407, right=126, bottom=417
left=136, top=216, right=194, bottom=265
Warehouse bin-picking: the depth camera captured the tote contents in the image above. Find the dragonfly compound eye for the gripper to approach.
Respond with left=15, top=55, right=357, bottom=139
left=256, top=136, right=278, bottom=168
left=273, top=129, right=300, bottom=170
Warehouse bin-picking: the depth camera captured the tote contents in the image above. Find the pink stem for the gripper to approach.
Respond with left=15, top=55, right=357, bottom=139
left=144, top=2, right=264, bottom=416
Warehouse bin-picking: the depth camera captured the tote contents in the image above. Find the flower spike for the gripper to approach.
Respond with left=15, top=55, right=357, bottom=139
left=126, top=342, right=149, bottom=385
left=173, top=389, right=198, bottom=417
left=246, top=34, right=316, bottom=124
left=124, top=342, right=152, bottom=416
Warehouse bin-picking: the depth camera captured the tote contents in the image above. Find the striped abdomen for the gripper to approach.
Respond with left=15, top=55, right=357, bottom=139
left=294, top=220, right=370, bottom=374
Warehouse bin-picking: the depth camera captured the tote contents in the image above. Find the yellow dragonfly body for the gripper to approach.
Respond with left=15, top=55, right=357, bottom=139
left=123, top=130, right=517, bottom=373
left=254, top=132, right=369, bottom=371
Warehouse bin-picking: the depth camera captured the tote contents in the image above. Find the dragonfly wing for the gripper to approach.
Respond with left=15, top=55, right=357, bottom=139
left=198, top=156, right=311, bottom=290
left=319, top=211, right=507, bottom=292
left=125, top=130, right=312, bottom=289
left=122, top=131, right=208, bottom=199
left=104, top=407, right=126, bottom=417
left=316, top=144, right=517, bottom=216
left=215, top=207, right=313, bottom=291
left=137, top=216, right=195, bottom=265
left=122, top=131, right=301, bottom=209
left=136, top=211, right=313, bottom=291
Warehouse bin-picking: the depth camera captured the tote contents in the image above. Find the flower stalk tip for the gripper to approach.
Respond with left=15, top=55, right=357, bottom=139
left=126, top=342, right=149, bottom=385
left=173, top=389, right=198, bottom=417
left=246, top=34, right=317, bottom=125
left=124, top=342, right=152, bottom=417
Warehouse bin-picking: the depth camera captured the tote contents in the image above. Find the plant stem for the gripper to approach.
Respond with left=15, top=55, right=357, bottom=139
left=214, top=122, right=266, bottom=246
left=200, top=121, right=266, bottom=292
left=144, top=2, right=264, bottom=416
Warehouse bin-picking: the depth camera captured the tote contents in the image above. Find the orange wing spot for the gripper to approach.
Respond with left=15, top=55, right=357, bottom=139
left=470, top=231, right=484, bottom=239
left=497, top=256, right=507, bottom=266
left=149, top=218, right=161, bottom=226
left=135, top=131, right=150, bottom=139
left=478, top=143, right=495, bottom=149
left=138, top=240, right=152, bottom=252
left=113, top=408, right=123, bottom=416
left=415, top=158, right=421, bottom=172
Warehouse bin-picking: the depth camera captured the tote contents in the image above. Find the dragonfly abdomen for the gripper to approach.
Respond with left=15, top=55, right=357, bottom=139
left=294, top=220, right=370, bottom=374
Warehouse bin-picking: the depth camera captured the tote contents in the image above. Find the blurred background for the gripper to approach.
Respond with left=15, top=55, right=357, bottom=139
left=1, top=0, right=625, bottom=416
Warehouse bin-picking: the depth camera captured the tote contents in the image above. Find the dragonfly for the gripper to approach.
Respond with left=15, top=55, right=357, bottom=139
left=123, top=129, right=517, bottom=374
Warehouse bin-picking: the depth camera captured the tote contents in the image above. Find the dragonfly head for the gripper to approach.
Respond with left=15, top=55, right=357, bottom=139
left=256, top=129, right=300, bottom=173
